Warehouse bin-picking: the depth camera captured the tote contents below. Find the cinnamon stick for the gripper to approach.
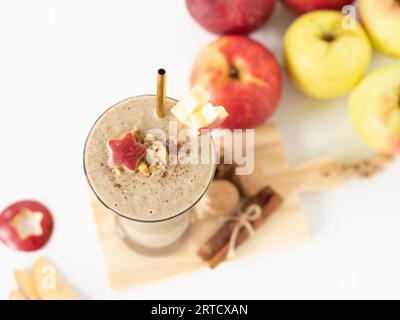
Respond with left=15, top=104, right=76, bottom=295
left=197, top=186, right=283, bottom=268
left=208, top=193, right=282, bottom=268
left=197, top=186, right=274, bottom=261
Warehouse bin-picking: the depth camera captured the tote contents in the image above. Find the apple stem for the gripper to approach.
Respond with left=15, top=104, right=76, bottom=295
left=322, top=32, right=335, bottom=43
left=228, top=66, right=240, bottom=80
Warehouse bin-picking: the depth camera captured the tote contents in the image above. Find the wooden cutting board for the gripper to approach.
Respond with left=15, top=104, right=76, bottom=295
left=92, top=124, right=348, bottom=290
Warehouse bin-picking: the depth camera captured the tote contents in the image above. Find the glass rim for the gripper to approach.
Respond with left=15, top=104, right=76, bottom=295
left=83, top=94, right=217, bottom=224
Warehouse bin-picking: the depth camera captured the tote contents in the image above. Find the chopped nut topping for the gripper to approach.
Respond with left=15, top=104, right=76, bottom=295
left=131, top=127, right=140, bottom=137
left=147, top=141, right=168, bottom=165
left=138, top=161, right=150, bottom=177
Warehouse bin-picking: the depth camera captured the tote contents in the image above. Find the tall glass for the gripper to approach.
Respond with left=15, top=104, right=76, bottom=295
left=84, top=95, right=216, bottom=255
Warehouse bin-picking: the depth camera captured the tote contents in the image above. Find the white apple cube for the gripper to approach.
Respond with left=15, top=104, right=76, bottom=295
left=189, top=103, right=228, bottom=135
left=171, top=85, right=210, bottom=124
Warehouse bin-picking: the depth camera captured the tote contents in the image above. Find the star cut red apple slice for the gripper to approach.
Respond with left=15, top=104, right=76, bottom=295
left=0, top=200, right=54, bottom=252
left=108, top=131, right=147, bottom=171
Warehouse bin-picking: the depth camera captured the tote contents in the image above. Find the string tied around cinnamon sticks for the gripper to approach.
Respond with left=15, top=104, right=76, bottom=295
left=198, top=186, right=283, bottom=268
left=226, top=204, right=262, bottom=259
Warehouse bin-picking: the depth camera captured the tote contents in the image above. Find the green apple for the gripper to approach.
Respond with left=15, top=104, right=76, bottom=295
left=360, top=0, right=400, bottom=58
left=348, top=64, right=400, bottom=154
left=284, top=10, right=372, bottom=99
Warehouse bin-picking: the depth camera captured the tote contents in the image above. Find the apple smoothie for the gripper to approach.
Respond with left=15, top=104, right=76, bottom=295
left=84, top=95, right=216, bottom=253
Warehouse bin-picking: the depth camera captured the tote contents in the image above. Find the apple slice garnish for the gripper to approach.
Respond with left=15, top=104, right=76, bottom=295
left=0, top=200, right=54, bottom=252
left=189, top=103, right=228, bottom=135
left=32, top=258, right=77, bottom=300
left=9, top=289, right=28, bottom=300
left=171, top=85, right=229, bottom=135
left=14, top=269, right=40, bottom=299
left=171, top=84, right=210, bottom=124
left=108, top=131, right=147, bottom=171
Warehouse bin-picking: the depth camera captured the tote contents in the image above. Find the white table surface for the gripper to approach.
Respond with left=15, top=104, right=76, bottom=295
left=0, top=0, right=399, bottom=300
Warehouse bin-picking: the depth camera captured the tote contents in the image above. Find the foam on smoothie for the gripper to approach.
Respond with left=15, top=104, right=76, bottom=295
left=84, top=95, right=215, bottom=221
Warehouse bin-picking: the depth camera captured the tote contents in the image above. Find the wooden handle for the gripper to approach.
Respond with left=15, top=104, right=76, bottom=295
left=290, top=155, right=348, bottom=194
left=239, top=155, right=348, bottom=197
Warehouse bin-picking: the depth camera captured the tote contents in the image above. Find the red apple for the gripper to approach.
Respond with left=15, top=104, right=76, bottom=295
left=191, top=35, right=282, bottom=129
left=281, top=0, right=354, bottom=14
left=186, top=0, right=277, bottom=34
left=0, top=200, right=54, bottom=252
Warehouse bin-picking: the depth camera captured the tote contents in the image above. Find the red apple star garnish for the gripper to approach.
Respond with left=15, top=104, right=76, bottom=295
left=0, top=200, right=54, bottom=252
left=108, top=132, right=146, bottom=171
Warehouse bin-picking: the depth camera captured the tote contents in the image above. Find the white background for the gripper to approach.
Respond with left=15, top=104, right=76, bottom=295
left=0, top=0, right=399, bottom=299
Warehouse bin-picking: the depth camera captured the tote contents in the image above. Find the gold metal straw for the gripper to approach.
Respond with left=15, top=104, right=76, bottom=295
left=156, top=68, right=166, bottom=118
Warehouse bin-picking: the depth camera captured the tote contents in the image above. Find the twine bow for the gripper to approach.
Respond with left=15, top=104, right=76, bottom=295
left=227, top=204, right=262, bottom=259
